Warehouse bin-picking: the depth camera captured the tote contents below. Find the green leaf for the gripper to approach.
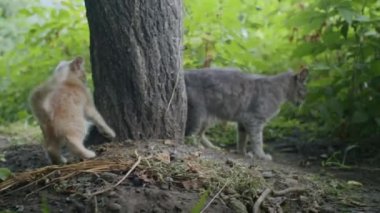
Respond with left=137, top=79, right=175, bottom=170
left=351, top=111, right=369, bottom=124
left=338, top=8, right=355, bottom=25
left=0, top=168, right=12, bottom=181
left=191, top=190, right=210, bottom=213
left=375, top=118, right=380, bottom=127
left=340, top=22, right=349, bottom=39
left=312, top=63, right=330, bottom=71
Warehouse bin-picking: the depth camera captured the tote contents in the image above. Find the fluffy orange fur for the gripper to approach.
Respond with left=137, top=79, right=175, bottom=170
left=29, top=57, right=115, bottom=164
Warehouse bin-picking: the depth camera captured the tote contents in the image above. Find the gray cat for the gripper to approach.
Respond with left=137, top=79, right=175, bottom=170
left=184, top=68, right=308, bottom=160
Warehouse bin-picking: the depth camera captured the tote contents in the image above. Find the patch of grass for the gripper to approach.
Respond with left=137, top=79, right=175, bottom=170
left=308, top=172, right=362, bottom=208
left=41, top=194, right=50, bottom=213
left=0, top=121, right=41, bottom=145
left=191, top=190, right=210, bottom=213
left=140, top=152, right=264, bottom=209
left=206, top=122, right=236, bottom=147
left=203, top=115, right=321, bottom=149
left=0, top=167, right=12, bottom=181
left=265, top=114, right=323, bottom=142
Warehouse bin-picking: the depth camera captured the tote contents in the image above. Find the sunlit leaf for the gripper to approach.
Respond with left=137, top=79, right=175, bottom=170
left=0, top=168, right=12, bottom=181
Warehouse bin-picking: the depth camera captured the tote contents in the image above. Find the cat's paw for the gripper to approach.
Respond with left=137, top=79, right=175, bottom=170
left=100, top=127, right=116, bottom=139
left=249, top=152, right=272, bottom=161
left=262, top=154, right=272, bottom=161
left=106, top=129, right=116, bottom=138
left=60, top=156, right=68, bottom=164
left=83, top=150, right=96, bottom=159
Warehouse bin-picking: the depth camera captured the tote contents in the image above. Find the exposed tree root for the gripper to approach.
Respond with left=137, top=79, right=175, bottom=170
left=253, top=188, right=272, bottom=213
left=272, top=187, right=306, bottom=196
left=253, top=187, right=306, bottom=213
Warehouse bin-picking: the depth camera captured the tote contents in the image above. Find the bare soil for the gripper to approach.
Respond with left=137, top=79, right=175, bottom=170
left=0, top=136, right=379, bottom=213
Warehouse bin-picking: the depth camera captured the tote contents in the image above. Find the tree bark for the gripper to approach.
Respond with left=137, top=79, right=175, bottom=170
left=84, top=0, right=186, bottom=144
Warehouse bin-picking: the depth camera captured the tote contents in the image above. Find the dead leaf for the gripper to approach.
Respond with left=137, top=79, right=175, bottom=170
left=155, top=151, right=171, bottom=164
left=347, top=180, right=363, bottom=187
left=191, top=151, right=202, bottom=157
left=186, top=161, right=202, bottom=174
left=182, top=179, right=201, bottom=190
left=163, top=140, right=174, bottom=145
left=135, top=170, right=154, bottom=184
left=349, top=199, right=366, bottom=207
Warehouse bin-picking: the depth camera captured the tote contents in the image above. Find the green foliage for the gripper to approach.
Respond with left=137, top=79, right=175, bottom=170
left=184, top=0, right=380, bottom=144
left=0, top=0, right=379, bottom=145
left=0, top=167, right=12, bottom=181
left=184, top=0, right=301, bottom=72
left=287, top=0, right=380, bottom=140
left=206, top=123, right=236, bottom=146
left=0, top=0, right=32, bottom=55
left=41, top=195, right=50, bottom=213
left=191, top=190, right=210, bottom=213
left=0, top=0, right=89, bottom=123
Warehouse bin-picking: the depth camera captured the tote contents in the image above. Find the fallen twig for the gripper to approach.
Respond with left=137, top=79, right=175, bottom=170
left=272, top=187, right=306, bottom=196
left=0, top=159, right=135, bottom=193
left=200, top=181, right=229, bottom=213
left=253, top=188, right=272, bottom=213
left=89, top=155, right=142, bottom=197
left=253, top=186, right=307, bottom=213
left=276, top=204, right=284, bottom=213
left=94, top=196, right=98, bottom=213
left=26, top=182, right=54, bottom=198
left=5, top=170, right=57, bottom=195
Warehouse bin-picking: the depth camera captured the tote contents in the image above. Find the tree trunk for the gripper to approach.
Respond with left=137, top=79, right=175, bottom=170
left=84, top=0, right=186, bottom=144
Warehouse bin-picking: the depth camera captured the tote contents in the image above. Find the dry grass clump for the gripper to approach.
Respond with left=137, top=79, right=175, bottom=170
left=0, top=144, right=265, bottom=202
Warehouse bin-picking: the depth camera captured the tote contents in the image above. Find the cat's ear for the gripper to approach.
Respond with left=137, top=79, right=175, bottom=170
left=296, top=67, right=308, bottom=83
left=70, top=56, right=85, bottom=72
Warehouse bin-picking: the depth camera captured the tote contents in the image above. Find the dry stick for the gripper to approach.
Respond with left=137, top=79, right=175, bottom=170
left=6, top=170, right=57, bottom=195
left=94, top=196, right=98, bottom=213
left=200, top=181, right=229, bottom=213
left=25, top=182, right=54, bottom=198
left=165, top=66, right=181, bottom=114
left=253, top=187, right=307, bottom=213
left=272, top=187, right=306, bottom=196
left=276, top=204, right=284, bottom=213
left=89, top=156, right=142, bottom=197
left=253, top=188, right=272, bottom=213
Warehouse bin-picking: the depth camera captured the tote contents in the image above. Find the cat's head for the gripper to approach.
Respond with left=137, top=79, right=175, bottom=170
left=288, top=67, right=308, bottom=106
left=53, top=56, right=86, bottom=83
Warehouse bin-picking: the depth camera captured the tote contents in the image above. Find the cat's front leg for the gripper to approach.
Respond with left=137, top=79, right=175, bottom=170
left=85, top=103, right=116, bottom=139
left=247, top=121, right=272, bottom=161
left=236, top=123, right=248, bottom=154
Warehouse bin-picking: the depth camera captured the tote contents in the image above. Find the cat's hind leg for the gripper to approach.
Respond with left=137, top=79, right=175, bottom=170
left=65, top=131, right=96, bottom=160
left=44, top=138, right=67, bottom=165
left=42, top=125, right=67, bottom=165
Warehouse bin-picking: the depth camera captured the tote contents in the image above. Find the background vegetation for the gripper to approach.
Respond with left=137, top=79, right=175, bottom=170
left=0, top=0, right=379, bottom=149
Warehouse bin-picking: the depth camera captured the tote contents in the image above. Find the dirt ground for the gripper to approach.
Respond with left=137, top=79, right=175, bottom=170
left=0, top=136, right=379, bottom=213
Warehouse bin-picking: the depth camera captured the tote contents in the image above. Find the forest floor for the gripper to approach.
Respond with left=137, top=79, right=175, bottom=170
left=0, top=132, right=379, bottom=213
